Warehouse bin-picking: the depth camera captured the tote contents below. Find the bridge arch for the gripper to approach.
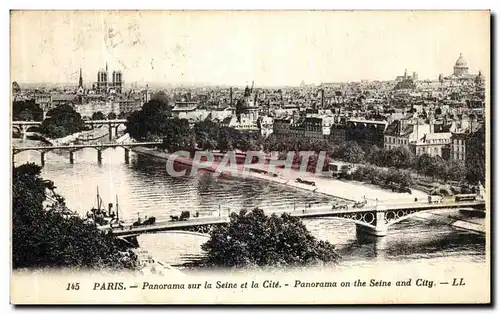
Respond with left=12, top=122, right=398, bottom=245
left=307, top=214, right=377, bottom=230
left=384, top=207, right=473, bottom=228
left=12, top=125, right=22, bottom=135
left=114, top=123, right=125, bottom=136
left=25, top=125, right=39, bottom=132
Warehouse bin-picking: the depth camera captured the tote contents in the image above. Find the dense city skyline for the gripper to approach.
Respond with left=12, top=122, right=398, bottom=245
left=11, top=11, right=489, bottom=87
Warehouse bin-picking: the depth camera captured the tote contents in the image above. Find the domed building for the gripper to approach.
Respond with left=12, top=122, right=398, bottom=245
left=445, top=53, right=482, bottom=83
left=475, top=71, right=485, bottom=85
left=12, top=81, right=21, bottom=93
left=453, top=53, right=469, bottom=76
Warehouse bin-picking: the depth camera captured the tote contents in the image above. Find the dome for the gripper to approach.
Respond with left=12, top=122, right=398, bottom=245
left=455, top=53, right=467, bottom=67
left=12, top=81, right=21, bottom=92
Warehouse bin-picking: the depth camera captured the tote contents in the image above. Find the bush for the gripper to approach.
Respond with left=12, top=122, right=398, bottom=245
left=349, top=165, right=412, bottom=190
left=201, top=208, right=339, bottom=268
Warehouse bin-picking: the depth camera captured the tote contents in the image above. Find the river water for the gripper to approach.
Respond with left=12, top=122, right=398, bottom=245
left=13, top=138, right=486, bottom=268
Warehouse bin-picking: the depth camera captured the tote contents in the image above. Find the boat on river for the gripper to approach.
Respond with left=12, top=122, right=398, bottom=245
left=86, top=187, right=125, bottom=229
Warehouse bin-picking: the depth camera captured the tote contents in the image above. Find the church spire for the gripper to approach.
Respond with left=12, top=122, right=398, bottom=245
left=105, top=62, right=108, bottom=72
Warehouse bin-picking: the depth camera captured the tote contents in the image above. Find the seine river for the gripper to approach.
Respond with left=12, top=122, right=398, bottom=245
left=13, top=138, right=486, bottom=268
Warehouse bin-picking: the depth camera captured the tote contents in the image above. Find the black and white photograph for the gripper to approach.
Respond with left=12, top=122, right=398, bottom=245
left=9, top=10, right=490, bottom=304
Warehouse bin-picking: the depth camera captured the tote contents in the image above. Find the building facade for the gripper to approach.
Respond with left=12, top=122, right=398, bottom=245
left=450, top=132, right=468, bottom=161
left=95, top=63, right=123, bottom=94
left=346, top=119, right=388, bottom=149
left=409, top=132, right=451, bottom=157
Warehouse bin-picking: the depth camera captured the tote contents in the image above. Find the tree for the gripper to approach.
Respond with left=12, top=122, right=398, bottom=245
left=389, top=146, right=415, bottom=169
left=126, top=99, right=172, bottom=141
left=217, top=127, right=238, bottom=152
left=236, top=132, right=261, bottom=152
left=342, top=141, right=365, bottom=164
left=425, top=156, right=447, bottom=180
left=160, top=118, right=194, bottom=152
left=13, top=100, right=44, bottom=121
left=414, top=154, right=434, bottom=176
left=12, top=163, right=138, bottom=269
left=39, top=105, right=85, bottom=139
left=201, top=208, right=339, bottom=268
left=107, top=112, right=117, bottom=120
left=92, top=111, right=106, bottom=120
left=366, top=145, right=382, bottom=166
left=151, top=91, right=171, bottom=104
left=19, top=109, right=33, bottom=121
left=446, top=160, right=466, bottom=182
left=193, top=120, right=220, bottom=150
left=386, top=167, right=413, bottom=187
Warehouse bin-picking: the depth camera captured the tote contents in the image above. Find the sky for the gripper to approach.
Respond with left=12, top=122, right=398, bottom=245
left=10, top=10, right=490, bottom=87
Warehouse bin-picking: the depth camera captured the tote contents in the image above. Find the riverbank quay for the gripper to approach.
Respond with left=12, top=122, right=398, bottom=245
left=130, top=147, right=428, bottom=204
left=413, top=208, right=486, bottom=234
left=31, top=127, right=110, bottom=146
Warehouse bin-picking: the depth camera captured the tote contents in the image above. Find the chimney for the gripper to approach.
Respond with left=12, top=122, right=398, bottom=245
left=229, top=87, right=233, bottom=106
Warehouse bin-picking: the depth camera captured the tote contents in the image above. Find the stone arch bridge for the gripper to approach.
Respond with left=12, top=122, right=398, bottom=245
left=12, top=119, right=127, bottom=140
left=12, top=142, right=162, bottom=165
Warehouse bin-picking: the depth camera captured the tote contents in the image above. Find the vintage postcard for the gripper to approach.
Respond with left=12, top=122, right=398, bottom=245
left=10, top=10, right=490, bottom=304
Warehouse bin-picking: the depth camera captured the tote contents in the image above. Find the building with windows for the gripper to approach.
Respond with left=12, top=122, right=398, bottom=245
left=444, top=53, right=482, bottom=83
left=304, top=117, right=324, bottom=139
left=346, top=118, right=388, bottom=149
left=384, top=119, right=421, bottom=150
left=273, top=118, right=292, bottom=139
left=74, top=100, right=120, bottom=118
left=450, top=132, right=468, bottom=161
left=394, top=69, right=417, bottom=90
left=94, top=63, right=124, bottom=94
left=258, top=116, right=274, bottom=138
left=410, top=132, right=452, bottom=157
left=384, top=118, right=451, bottom=158
left=118, top=99, right=142, bottom=115
left=112, top=70, right=123, bottom=94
